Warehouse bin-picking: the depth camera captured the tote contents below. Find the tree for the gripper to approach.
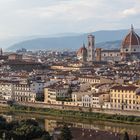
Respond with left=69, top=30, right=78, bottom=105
left=133, top=135, right=138, bottom=140
left=123, top=132, right=129, bottom=140
left=41, top=132, right=51, bottom=140
left=60, top=124, right=73, bottom=140
left=7, top=100, right=14, bottom=106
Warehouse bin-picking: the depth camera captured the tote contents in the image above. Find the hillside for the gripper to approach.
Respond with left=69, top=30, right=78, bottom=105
left=7, top=29, right=140, bottom=51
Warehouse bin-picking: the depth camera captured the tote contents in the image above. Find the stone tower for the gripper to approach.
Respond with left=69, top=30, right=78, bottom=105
left=96, top=48, right=102, bottom=62
left=0, top=48, right=3, bottom=56
left=87, top=34, right=95, bottom=61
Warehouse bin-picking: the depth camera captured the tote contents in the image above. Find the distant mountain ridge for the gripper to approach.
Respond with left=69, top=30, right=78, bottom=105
left=7, top=29, right=140, bottom=51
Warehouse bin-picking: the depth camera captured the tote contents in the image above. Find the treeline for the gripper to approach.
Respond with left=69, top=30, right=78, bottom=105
left=0, top=116, right=51, bottom=140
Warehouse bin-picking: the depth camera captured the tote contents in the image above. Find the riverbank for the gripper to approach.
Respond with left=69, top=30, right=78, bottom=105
left=1, top=105, right=140, bottom=125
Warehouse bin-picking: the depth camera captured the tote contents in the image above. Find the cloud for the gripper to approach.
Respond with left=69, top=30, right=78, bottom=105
left=122, top=8, right=139, bottom=17
left=0, top=0, right=139, bottom=39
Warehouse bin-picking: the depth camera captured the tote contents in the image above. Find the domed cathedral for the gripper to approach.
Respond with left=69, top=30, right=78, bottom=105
left=121, top=25, right=140, bottom=61
left=77, top=43, right=87, bottom=62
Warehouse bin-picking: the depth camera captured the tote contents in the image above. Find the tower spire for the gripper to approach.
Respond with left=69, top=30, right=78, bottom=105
left=131, top=24, right=134, bottom=31
left=83, top=42, right=85, bottom=48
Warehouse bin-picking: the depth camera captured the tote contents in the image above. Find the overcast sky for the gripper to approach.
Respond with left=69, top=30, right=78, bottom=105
left=0, top=0, right=139, bottom=39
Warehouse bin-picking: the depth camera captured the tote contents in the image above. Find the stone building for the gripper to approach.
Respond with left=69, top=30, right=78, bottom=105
left=77, top=44, right=87, bottom=62
left=0, top=80, right=16, bottom=101
left=77, top=25, right=140, bottom=62
left=77, top=34, right=95, bottom=62
left=44, top=86, right=70, bottom=104
left=87, top=34, right=95, bottom=61
left=121, top=25, right=140, bottom=61
left=13, top=82, right=36, bottom=102
left=100, top=49, right=120, bottom=62
left=110, top=85, right=140, bottom=111
left=8, top=53, right=22, bottom=61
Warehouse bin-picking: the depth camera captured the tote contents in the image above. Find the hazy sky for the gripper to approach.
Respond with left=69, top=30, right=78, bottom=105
left=0, top=0, right=140, bottom=38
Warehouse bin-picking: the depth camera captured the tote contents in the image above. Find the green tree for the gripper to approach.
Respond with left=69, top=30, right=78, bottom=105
left=41, top=132, right=51, bottom=140
left=60, top=124, right=73, bottom=140
left=133, top=135, right=138, bottom=140
left=123, top=132, right=129, bottom=140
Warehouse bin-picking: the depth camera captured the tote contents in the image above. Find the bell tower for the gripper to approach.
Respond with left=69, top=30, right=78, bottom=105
left=0, top=48, right=3, bottom=56
left=87, top=34, right=95, bottom=61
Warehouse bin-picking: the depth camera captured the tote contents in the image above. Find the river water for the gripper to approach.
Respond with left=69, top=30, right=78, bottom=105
left=1, top=112, right=140, bottom=137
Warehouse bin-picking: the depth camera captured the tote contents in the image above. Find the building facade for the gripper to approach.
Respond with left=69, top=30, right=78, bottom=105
left=121, top=25, right=140, bottom=61
left=77, top=34, right=95, bottom=62
left=87, top=34, right=95, bottom=61
left=77, top=25, right=140, bottom=62
left=13, top=83, right=36, bottom=102
left=110, top=85, right=140, bottom=111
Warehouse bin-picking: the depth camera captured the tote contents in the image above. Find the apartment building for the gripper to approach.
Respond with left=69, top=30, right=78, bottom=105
left=82, top=93, right=110, bottom=108
left=44, top=86, right=70, bottom=104
left=110, top=85, right=140, bottom=111
left=13, top=82, right=36, bottom=102
left=0, top=79, right=19, bottom=101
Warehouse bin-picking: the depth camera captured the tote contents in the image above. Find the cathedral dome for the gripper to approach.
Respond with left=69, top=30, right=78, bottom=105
left=122, top=25, right=140, bottom=48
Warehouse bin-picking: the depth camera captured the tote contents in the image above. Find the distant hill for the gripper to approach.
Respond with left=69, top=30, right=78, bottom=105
left=96, top=40, right=121, bottom=50
left=7, top=29, right=140, bottom=51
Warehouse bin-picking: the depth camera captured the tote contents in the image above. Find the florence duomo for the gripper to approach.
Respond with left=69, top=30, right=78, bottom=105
left=121, top=25, right=140, bottom=61
left=77, top=25, right=140, bottom=62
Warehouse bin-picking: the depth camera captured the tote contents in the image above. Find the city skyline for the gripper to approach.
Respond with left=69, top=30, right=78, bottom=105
left=0, top=0, right=139, bottom=39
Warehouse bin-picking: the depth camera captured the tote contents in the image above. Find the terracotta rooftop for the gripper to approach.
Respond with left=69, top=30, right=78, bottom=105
left=111, top=85, right=139, bottom=91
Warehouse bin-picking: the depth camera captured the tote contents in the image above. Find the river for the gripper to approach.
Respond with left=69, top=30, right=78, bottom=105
left=1, top=112, right=140, bottom=138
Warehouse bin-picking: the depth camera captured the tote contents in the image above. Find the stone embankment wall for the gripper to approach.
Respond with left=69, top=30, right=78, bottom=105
left=17, top=102, right=140, bottom=117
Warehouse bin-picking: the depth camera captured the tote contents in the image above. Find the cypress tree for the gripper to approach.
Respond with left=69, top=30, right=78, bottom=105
left=123, top=132, right=129, bottom=140
left=60, top=124, right=73, bottom=140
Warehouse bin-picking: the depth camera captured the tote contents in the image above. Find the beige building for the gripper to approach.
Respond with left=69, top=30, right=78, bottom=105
left=44, top=86, right=70, bottom=104
left=0, top=79, right=20, bottom=101
left=0, top=82, right=14, bottom=101
left=8, top=53, right=22, bottom=61
left=82, top=93, right=110, bottom=108
left=13, top=83, right=36, bottom=102
left=110, top=85, right=140, bottom=111
left=78, top=76, right=113, bottom=84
